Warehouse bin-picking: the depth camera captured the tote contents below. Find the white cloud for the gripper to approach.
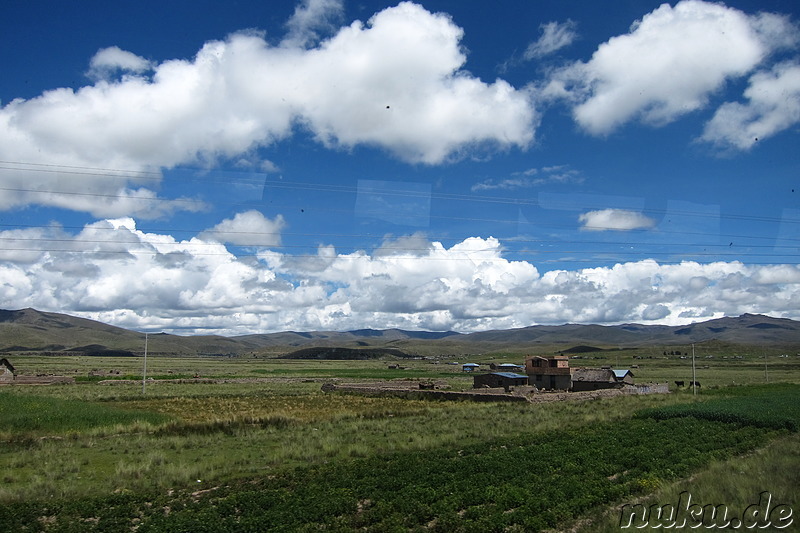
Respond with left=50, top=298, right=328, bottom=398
left=199, top=210, right=286, bottom=247
left=579, top=208, right=656, bottom=231
left=0, top=224, right=71, bottom=263
left=88, top=46, right=153, bottom=80
left=283, top=0, right=344, bottom=48
left=1, top=221, right=798, bottom=334
left=524, top=20, right=577, bottom=60
left=543, top=0, right=797, bottom=135
left=471, top=177, right=540, bottom=192
left=700, top=61, right=800, bottom=150
left=0, top=2, right=537, bottom=217
left=471, top=165, right=583, bottom=191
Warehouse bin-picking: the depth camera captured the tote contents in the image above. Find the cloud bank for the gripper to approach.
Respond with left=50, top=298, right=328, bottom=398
left=1, top=219, right=797, bottom=334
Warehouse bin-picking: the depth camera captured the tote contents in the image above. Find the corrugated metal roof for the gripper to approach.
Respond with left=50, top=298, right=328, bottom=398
left=492, top=372, right=528, bottom=379
left=613, top=369, right=633, bottom=379
left=462, top=363, right=480, bottom=367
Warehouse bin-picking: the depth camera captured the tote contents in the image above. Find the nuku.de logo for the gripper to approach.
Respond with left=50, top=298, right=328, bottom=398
left=619, top=491, right=793, bottom=529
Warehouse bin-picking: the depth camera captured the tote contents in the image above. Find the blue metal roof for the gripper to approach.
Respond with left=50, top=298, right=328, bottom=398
left=492, top=372, right=529, bottom=379
left=462, top=363, right=480, bottom=367
left=612, top=369, right=632, bottom=378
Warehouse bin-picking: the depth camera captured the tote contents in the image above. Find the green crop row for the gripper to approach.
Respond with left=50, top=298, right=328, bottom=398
left=636, top=383, right=800, bottom=431
left=0, top=416, right=773, bottom=532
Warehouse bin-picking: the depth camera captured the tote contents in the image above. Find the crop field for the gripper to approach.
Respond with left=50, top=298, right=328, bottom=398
left=0, top=350, right=798, bottom=531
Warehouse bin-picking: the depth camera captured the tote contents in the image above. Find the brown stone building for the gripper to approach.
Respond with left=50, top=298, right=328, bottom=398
left=571, top=368, right=634, bottom=391
left=473, top=372, right=529, bottom=391
left=525, top=355, right=571, bottom=391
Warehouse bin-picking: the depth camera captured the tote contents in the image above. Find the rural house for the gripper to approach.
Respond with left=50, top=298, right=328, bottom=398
left=525, top=355, right=571, bottom=391
left=473, top=372, right=529, bottom=391
left=571, top=368, right=634, bottom=392
left=490, top=363, right=524, bottom=372
left=0, top=358, right=15, bottom=382
left=462, top=363, right=480, bottom=372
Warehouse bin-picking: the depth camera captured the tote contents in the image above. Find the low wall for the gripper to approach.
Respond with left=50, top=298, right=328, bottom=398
left=626, top=382, right=670, bottom=394
left=321, top=383, right=529, bottom=403
left=323, top=382, right=670, bottom=403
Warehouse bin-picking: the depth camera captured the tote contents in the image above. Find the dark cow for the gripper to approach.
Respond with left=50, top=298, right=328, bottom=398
left=674, top=381, right=685, bottom=387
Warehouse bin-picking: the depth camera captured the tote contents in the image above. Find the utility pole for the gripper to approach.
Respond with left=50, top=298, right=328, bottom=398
left=764, top=350, right=768, bottom=383
left=692, top=343, right=697, bottom=396
left=142, top=333, right=148, bottom=395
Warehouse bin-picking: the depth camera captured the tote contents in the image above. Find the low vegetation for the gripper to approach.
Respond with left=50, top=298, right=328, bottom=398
left=636, top=383, right=800, bottom=431
left=0, top=351, right=797, bottom=531
left=0, top=393, right=169, bottom=439
left=574, top=433, right=800, bottom=532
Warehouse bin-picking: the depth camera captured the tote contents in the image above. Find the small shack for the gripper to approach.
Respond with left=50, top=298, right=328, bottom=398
left=571, top=368, right=634, bottom=391
left=462, top=363, right=480, bottom=373
left=0, top=358, right=16, bottom=383
left=473, top=372, right=529, bottom=391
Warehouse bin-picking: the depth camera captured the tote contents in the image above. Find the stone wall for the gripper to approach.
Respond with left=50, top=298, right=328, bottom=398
left=322, top=381, right=670, bottom=403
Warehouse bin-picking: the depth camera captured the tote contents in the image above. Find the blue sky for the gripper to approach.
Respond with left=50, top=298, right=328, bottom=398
left=0, top=0, right=798, bottom=334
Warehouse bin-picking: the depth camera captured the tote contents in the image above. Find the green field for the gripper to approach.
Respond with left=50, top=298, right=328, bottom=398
left=0, top=350, right=798, bottom=531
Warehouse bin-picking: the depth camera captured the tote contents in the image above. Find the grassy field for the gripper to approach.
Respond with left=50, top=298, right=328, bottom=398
left=0, top=348, right=798, bottom=531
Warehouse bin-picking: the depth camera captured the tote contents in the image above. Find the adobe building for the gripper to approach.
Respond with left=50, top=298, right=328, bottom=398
left=571, top=368, right=634, bottom=391
left=525, top=355, right=571, bottom=391
left=473, top=372, right=530, bottom=391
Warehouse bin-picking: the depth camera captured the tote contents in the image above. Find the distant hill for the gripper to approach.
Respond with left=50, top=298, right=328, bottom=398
left=464, top=314, right=800, bottom=346
left=0, top=308, right=797, bottom=357
left=279, top=347, right=414, bottom=360
left=0, top=308, right=261, bottom=356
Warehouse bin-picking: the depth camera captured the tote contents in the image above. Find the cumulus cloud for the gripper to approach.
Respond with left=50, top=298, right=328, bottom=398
left=0, top=2, right=537, bottom=218
left=87, top=46, right=153, bottom=80
left=0, top=224, right=72, bottom=263
left=199, top=210, right=286, bottom=247
left=1, top=220, right=798, bottom=334
left=700, top=61, right=800, bottom=150
left=524, top=20, right=577, bottom=60
left=542, top=0, right=797, bottom=135
left=578, top=209, right=656, bottom=231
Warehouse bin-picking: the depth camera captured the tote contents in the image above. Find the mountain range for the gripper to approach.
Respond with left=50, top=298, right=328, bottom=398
left=0, top=308, right=798, bottom=357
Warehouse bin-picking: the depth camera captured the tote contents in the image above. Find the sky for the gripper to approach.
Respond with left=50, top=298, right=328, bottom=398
left=0, top=0, right=798, bottom=335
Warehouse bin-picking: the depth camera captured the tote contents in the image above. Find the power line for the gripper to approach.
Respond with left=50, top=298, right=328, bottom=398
left=1, top=234, right=798, bottom=250
left=1, top=159, right=798, bottom=266
left=1, top=159, right=797, bottom=227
